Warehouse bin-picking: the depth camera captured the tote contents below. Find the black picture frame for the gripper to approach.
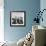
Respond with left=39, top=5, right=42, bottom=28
left=10, top=11, right=26, bottom=27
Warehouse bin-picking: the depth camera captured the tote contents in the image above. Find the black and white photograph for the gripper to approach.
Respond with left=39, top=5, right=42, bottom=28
left=10, top=11, right=26, bottom=27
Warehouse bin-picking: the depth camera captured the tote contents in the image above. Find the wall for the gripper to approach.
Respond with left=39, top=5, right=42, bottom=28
left=4, top=0, right=40, bottom=42
left=40, top=0, right=46, bottom=27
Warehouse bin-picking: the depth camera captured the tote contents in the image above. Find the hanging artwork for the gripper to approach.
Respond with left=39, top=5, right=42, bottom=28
left=10, top=11, right=26, bottom=27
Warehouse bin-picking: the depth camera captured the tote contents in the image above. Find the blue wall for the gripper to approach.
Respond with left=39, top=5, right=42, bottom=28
left=40, top=0, right=46, bottom=27
left=4, top=0, right=40, bottom=42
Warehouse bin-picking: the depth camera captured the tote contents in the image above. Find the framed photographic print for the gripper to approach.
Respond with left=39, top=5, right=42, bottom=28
left=10, top=11, right=26, bottom=27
